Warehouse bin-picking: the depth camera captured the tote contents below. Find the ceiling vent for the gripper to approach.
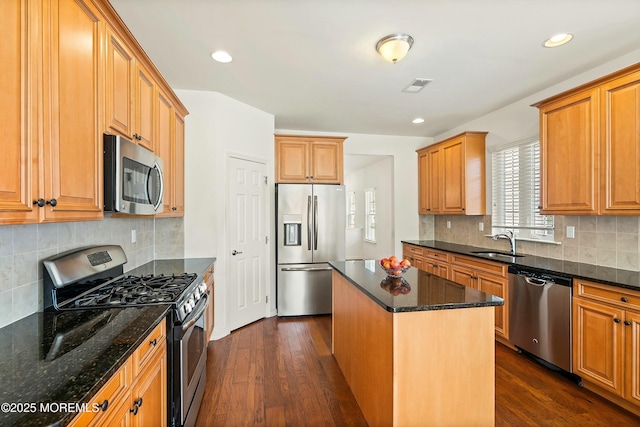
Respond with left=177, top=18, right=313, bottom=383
left=402, top=78, right=432, bottom=93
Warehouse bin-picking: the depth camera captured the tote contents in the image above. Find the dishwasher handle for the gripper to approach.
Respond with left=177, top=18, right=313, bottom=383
left=524, top=277, right=548, bottom=287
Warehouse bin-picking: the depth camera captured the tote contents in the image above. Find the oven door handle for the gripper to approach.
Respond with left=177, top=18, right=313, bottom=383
left=182, top=295, right=208, bottom=332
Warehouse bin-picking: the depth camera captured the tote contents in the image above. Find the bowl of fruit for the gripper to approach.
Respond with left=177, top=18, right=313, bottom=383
left=379, top=255, right=411, bottom=277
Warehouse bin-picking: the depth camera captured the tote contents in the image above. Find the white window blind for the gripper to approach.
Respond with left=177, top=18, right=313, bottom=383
left=364, top=188, right=376, bottom=242
left=492, top=139, right=554, bottom=241
left=346, top=191, right=356, bottom=229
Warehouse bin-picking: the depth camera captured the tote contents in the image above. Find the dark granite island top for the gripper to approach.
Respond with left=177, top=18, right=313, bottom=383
left=330, top=260, right=499, bottom=427
left=0, top=257, right=215, bottom=427
left=329, top=260, right=504, bottom=312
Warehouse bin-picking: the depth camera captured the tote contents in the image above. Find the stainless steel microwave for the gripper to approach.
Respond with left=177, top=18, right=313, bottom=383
left=104, top=134, right=164, bottom=215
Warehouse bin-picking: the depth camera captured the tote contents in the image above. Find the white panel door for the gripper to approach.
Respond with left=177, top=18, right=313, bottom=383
left=227, top=157, right=268, bottom=331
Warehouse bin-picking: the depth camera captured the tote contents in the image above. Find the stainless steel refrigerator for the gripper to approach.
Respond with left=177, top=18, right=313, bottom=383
left=276, top=184, right=345, bottom=316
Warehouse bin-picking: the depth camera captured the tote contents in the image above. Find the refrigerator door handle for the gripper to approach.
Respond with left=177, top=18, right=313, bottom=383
left=307, top=195, right=312, bottom=250
left=281, top=267, right=333, bottom=272
left=313, top=195, right=319, bottom=250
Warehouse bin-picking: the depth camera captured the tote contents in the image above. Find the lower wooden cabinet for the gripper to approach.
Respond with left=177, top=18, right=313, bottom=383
left=204, top=264, right=215, bottom=341
left=573, top=280, right=640, bottom=414
left=69, top=321, right=167, bottom=427
left=403, top=244, right=509, bottom=341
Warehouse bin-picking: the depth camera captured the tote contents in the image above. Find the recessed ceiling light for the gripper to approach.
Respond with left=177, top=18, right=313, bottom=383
left=543, top=33, right=573, bottom=48
left=412, top=118, right=425, bottom=124
left=211, top=51, right=232, bottom=63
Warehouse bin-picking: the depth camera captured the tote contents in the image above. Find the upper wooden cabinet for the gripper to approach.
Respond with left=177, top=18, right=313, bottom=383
left=155, top=89, right=185, bottom=217
left=275, top=135, right=346, bottom=184
left=0, top=0, right=104, bottom=224
left=416, top=131, right=487, bottom=215
left=2, top=0, right=188, bottom=225
left=534, top=62, right=640, bottom=215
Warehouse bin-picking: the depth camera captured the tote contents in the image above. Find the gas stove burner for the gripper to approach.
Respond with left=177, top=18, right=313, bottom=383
left=69, top=273, right=198, bottom=309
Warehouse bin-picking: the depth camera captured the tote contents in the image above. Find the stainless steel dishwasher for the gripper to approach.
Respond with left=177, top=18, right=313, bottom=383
left=508, top=265, right=573, bottom=373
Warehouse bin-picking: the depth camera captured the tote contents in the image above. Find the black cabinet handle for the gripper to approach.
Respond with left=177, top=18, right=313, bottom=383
left=134, top=397, right=143, bottom=407
left=172, top=207, right=177, bottom=211
left=33, top=198, right=45, bottom=207
left=150, top=338, right=157, bottom=346
left=130, top=405, right=139, bottom=415
left=614, top=318, right=621, bottom=323
left=621, top=297, right=629, bottom=303
left=624, top=320, right=631, bottom=326
left=100, top=399, right=109, bottom=411
left=46, top=198, right=57, bottom=207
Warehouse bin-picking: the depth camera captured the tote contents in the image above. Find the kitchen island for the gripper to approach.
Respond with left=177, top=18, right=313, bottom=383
left=330, top=260, right=503, bottom=427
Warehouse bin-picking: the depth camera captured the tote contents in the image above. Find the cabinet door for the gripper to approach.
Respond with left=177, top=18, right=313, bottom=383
left=625, top=310, right=640, bottom=406
left=573, top=298, right=624, bottom=396
left=106, top=27, right=134, bottom=138
left=156, top=88, right=173, bottom=215
left=0, top=0, right=39, bottom=224
left=42, top=0, right=104, bottom=222
left=276, top=139, right=310, bottom=183
left=449, top=265, right=477, bottom=289
left=442, top=138, right=465, bottom=214
left=417, top=151, right=429, bottom=214
left=309, top=140, right=343, bottom=184
left=539, top=89, right=598, bottom=214
left=205, top=266, right=215, bottom=340
left=426, top=147, right=442, bottom=213
left=478, top=273, right=508, bottom=339
left=135, top=64, right=155, bottom=151
left=601, top=70, right=640, bottom=214
left=131, top=349, right=167, bottom=427
left=172, top=112, right=185, bottom=215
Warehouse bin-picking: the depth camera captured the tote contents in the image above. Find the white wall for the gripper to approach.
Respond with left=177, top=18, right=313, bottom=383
left=345, top=156, right=395, bottom=259
left=277, top=129, right=432, bottom=256
left=177, top=89, right=275, bottom=340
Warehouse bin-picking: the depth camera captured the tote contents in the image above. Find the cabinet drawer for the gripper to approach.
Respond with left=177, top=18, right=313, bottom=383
left=423, top=249, right=450, bottom=263
left=405, top=245, right=425, bottom=258
left=68, top=359, right=131, bottom=427
left=133, top=321, right=166, bottom=377
left=575, top=279, right=640, bottom=311
left=450, top=254, right=507, bottom=278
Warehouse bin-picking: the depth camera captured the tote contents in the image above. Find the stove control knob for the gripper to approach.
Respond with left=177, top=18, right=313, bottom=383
left=181, top=305, right=191, bottom=316
left=199, top=282, right=207, bottom=293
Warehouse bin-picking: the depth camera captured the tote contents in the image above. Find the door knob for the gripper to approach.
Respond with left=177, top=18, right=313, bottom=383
left=231, top=250, right=243, bottom=256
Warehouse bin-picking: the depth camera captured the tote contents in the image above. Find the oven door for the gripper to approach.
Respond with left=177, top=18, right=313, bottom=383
left=180, top=295, right=208, bottom=426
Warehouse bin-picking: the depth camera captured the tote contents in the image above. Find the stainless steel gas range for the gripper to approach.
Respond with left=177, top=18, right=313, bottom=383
left=43, top=245, right=209, bottom=427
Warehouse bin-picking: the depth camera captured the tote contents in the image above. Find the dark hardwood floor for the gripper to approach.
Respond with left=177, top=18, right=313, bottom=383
left=195, top=315, right=640, bottom=426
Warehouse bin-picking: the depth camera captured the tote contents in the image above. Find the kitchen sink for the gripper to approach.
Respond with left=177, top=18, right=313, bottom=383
left=471, top=251, right=524, bottom=258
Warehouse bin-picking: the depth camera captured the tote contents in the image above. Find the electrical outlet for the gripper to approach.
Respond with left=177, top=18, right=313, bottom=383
left=446, top=221, right=451, bottom=229
left=131, top=229, right=137, bottom=243
left=566, top=226, right=575, bottom=239
left=478, top=222, right=484, bottom=232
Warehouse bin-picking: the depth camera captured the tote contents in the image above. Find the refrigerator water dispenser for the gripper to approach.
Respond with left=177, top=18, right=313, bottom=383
left=283, top=214, right=302, bottom=246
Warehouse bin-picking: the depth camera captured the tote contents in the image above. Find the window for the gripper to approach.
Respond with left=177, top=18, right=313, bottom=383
left=491, top=138, right=554, bottom=242
left=364, top=188, right=376, bottom=242
left=346, top=191, right=356, bottom=229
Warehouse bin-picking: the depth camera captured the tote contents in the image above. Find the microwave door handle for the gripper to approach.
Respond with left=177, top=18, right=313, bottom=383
left=147, top=162, right=164, bottom=211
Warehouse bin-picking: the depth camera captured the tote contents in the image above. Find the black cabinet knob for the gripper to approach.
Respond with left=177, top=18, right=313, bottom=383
left=46, top=198, right=57, bottom=207
left=614, top=318, right=621, bottom=323
left=134, top=397, right=143, bottom=407
left=130, top=405, right=139, bottom=415
left=624, top=320, right=631, bottom=326
left=621, top=297, right=629, bottom=303
left=100, top=399, right=109, bottom=411
left=172, top=207, right=177, bottom=211
left=33, top=198, right=45, bottom=207
left=150, top=338, right=157, bottom=346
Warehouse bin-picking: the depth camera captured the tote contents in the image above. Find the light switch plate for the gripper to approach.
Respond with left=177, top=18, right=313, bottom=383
left=131, top=229, right=137, bottom=243
left=447, top=221, right=451, bottom=229
left=479, top=222, right=484, bottom=231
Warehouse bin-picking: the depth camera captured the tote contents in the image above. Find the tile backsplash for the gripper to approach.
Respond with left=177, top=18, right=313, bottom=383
left=0, top=216, right=184, bottom=328
left=421, top=215, right=640, bottom=271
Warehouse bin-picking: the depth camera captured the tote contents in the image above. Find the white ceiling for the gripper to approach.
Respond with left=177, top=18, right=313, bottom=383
left=109, top=0, right=640, bottom=138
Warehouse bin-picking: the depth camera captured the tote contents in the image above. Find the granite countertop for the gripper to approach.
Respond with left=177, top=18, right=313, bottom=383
left=330, top=260, right=503, bottom=313
left=0, top=257, right=215, bottom=427
left=402, top=240, right=640, bottom=292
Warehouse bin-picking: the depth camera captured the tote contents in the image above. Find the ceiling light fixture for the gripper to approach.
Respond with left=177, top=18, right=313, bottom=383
left=211, top=50, right=233, bottom=63
left=412, top=118, right=425, bottom=124
left=376, top=33, right=414, bottom=63
left=542, top=33, right=573, bottom=48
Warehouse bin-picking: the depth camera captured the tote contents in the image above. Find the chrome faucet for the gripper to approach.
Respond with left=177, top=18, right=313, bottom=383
left=492, top=230, right=516, bottom=255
